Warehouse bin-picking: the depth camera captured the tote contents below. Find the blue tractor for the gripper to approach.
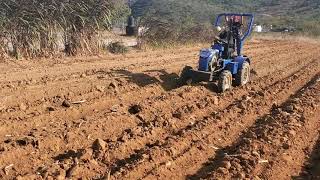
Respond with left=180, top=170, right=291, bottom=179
left=179, top=13, right=254, bottom=92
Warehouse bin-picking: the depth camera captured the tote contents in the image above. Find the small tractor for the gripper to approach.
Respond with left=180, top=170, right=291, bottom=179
left=179, top=13, right=254, bottom=92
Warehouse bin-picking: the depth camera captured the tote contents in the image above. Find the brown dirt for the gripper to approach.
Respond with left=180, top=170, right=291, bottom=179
left=0, top=38, right=319, bottom=180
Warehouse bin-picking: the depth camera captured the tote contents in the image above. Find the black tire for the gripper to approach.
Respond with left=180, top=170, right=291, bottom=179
left=218, top=70, right=232, bottom=93
left=126, top=26, right=135, bottom=36
left=178, top=66, right=193, bottom=86
left=234, top=61, right=250, bottom=86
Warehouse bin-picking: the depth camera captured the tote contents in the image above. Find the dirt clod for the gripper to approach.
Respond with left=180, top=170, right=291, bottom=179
left=92, top=138, right=107, bottom=152
left=288, top=130, right=296, bottom=136
left=0, top=144, right=7, bottom=152
left=47, top=106, right=55, bottom=112
left=257, top=91, right=265, bottom=96
left=128, top=104, right=142, bottom=114
left=238, top=102, right=247, bottom=110
left=95, top=85, right=105, bottom=92
left=222, top=161, right=232, bottom=170
left=62, top=100, right=71, bottom=108
left=19, top=103, right=27, bottom=111
left=217, top=167, right=229, bottom=175
left=283, top=143, right=290, bottom=149
left=172, top=111, right=183, bottom=119
left=16, top=136, right=39, bottom=148
left=284, top=105, right=294, bottom=113
left=213, top=96, right=219, bottom=105
left=109, top=82, right=118, bottom=89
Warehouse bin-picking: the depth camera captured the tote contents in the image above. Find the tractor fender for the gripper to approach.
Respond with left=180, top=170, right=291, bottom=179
left=243, top=55, right=251, bottom=64
left=234, top=56, right=250, bottom=68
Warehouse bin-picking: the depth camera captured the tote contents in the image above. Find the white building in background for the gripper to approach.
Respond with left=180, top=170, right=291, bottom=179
left=253, top=25, right=263, bottom=32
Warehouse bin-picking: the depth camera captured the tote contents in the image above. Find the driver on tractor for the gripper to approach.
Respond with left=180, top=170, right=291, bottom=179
left=214, top=25, right=235, bottom=59
left=214, top=15, right=245, bottom=59
left=215, top=26, right=228, bottom=44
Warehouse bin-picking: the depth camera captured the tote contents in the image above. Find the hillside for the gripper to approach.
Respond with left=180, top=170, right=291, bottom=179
left=208, top=0, right=320, bottom=18
left=255, top=0, right=320, bottom=17
left=130, top=0, right=152, bottom=18
left=131, top=0, right=320, bottom=33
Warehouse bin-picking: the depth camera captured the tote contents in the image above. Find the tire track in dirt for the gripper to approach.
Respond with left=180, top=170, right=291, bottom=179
left=138, top=60, right=320, bottom=180
left=45, top=41, right=312, bottom=178
left=109, top=54, right=318, bottom=177
left=208, top=74, right=320, bottom=179
left=0, top=49, right=201, bottom=123
left=0, top=40, right=304, bottom=127
left=0, top=39, right=292, bottom=92
left=0, top=80, right=221, bottom=175
left=91, top=44, right=318, bottom=176
left=105, top=49, right=315, bottom=163
left=298, top=135, right=320, bottom=180
left=0, top=39, right=319, bottom=179
left=257, top=76, right=320, bottom=179
left=0, top=46, right=201, bottom=85
left=0, top=39, right=303, bottom=118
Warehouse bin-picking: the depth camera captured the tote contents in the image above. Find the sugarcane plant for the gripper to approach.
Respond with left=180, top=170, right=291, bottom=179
left=0, top=0, right=130, bottom=59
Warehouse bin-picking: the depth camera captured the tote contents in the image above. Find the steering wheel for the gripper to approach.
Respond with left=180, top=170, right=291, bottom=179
left=214, top=37, right=227, bottom=44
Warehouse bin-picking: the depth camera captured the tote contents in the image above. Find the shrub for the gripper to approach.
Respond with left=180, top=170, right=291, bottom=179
left=133, top=0, right=320, bottom=46
left=107, top=42, right=128, bottom=54
left=297, top=20, right=320, bottom=37
left=136, top=0, right=218, bottom=45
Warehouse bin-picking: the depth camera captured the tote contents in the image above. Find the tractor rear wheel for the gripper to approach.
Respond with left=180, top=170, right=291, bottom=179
left=178, top=66, right=193, bottom=86
left=234, top=61, right=250, bottom=86
left=218, top=70, right=232, bottom=93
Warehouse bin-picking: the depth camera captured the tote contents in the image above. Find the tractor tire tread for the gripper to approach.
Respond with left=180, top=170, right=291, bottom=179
left=218, top=70, right=232, bottom=93
left=234, top=61, right=250, bottom=86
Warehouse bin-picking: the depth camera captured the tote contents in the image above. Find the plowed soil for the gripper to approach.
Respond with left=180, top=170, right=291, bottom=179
left=0, top=38, right=319, bottom=180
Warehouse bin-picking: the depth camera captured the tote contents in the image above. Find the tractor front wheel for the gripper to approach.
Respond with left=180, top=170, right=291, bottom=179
left=234, top=61, right=250, bottom=86
left=218, top=70, right=232, bottom=93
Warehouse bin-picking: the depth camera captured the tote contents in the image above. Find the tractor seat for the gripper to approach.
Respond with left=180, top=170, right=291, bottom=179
left=222, top=44, right=235, bottom=59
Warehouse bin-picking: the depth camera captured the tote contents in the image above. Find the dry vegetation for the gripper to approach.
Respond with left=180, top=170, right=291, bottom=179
left=0, top=0, right=319, bottom=58
left=0, top=0, right=129, bottom=59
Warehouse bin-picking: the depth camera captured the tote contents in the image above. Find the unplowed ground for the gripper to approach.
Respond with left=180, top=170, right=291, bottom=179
left=0, top=38, right=319, bottom=180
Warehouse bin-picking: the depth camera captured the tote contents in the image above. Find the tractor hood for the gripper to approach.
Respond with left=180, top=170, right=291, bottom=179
left=200, top=49, right=215, bottom=58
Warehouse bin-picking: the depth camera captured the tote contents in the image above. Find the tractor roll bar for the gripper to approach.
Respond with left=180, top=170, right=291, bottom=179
left=214, top=13, right=254, bottom=42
